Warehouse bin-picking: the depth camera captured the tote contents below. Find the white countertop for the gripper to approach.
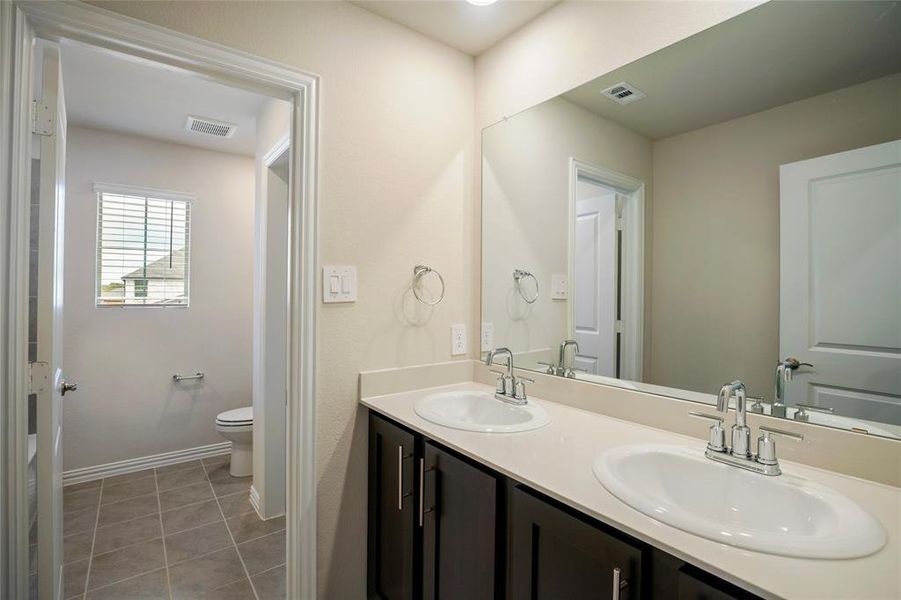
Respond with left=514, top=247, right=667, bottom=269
left=361, top=382, right=901, bottom=600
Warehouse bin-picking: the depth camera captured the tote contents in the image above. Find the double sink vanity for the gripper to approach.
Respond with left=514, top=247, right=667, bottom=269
left=362, top=363, right=898, bottom=600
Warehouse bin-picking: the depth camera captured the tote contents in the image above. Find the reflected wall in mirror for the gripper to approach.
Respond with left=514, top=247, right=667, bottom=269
left=481, top=1, right=901, bottom=439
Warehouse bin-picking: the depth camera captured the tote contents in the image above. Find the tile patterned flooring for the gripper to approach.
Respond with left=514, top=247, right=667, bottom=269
left=55, top=456, right=285, bottom=599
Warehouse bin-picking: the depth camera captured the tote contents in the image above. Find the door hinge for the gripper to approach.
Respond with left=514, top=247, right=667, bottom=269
left=615, top=217, right=625, bottom=231
left=28, top=361, right=50, bottom=394
left=614, top=320, right=624, bottom=333
left=31, top=100, right=54, bottom=136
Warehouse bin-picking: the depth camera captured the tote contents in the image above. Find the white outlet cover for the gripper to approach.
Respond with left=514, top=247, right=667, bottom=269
left=551, top=274, right=568, bottom=300
left=481, top=322, right=494, bottom=352
left=323, top=266, right=357, bottom=303
left=451, top=324, right=467, bottom=356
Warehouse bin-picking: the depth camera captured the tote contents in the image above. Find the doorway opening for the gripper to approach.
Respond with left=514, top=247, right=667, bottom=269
left=568, top=158, right=644, bottom=382
left=2, top=4, right=318, bottom=600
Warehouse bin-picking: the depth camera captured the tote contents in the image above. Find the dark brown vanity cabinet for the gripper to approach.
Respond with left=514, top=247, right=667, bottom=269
left=421, top=441, right=501, bottom=599
left=368, top=411, right=762, bottom=600
left=369, top=414, right=501, bottom=600
left=509, top=486, right=642, bottom=599
left=368, top=414, right=418, bottom=600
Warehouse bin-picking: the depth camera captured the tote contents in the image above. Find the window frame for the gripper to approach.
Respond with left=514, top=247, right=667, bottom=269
left=93, top=182, right=194, bottom=308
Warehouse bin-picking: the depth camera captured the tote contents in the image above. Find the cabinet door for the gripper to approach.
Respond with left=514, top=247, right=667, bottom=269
left=422, top=442, right=499, bottom=600
left=510, top=486, right=642, bottom=600
left=677, top=565, right=760, bottom=600
left=369, top=414, right=417, bottom=600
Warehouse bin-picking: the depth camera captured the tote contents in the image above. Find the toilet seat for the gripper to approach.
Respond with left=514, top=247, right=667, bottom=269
left=216, top=406, right=253, bottom=427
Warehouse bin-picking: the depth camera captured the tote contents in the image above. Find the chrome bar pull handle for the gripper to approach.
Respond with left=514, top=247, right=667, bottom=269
left=419, top=458, right=434, bottom=527
left=396, top=446, right=412, bottom=510
left=612, top=567, right=628, bottom=600
left=397, top=446, right=404, bottom=510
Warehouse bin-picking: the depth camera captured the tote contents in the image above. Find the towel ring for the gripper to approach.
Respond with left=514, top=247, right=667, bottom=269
left=413, top=265, right=445, bottom=306
left=513, top=269, right=539, bottom=304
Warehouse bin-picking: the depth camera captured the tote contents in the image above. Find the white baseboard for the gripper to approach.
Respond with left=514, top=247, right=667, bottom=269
left=63, top=441, right=232, bottom=487
left=249, top=484, right=263, bottom=519
left=249, top=484, right=285, bottom=522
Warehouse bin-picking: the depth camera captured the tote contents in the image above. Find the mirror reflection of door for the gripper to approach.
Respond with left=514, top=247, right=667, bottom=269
left=573, top=177, right=620, bottom=377
left=780, top=140, right=901, bottom=424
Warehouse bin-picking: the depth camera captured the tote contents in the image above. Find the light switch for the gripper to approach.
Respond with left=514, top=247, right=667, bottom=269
left=551, top=274, right=568, bottom=300
left=323, top=266, right=357, bottom=303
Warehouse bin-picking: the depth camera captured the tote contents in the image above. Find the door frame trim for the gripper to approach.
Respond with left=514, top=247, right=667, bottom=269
left=0, top=3, right=320, bottom=598
left=567, top=158, right=645, bottom=381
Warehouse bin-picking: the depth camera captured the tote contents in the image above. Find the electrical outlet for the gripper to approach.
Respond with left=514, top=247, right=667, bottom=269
left=451, top=324, right=467, bottom=356
left=481, top=322, right=494, bottom=352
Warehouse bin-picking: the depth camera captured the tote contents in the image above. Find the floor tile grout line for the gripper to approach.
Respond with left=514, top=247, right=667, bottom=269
left=153, top=470, right=174, bottom=600
left=79, top=566, right=167, bottom=597
left=161, top=512, right=224, bottom=538
left=91, top=484, right=253, bottom=535
left=87, top=535, right=165, bottom=561
left=203, top=460, right=261, bottom=600
left=80, top=477, right=104, bottom=598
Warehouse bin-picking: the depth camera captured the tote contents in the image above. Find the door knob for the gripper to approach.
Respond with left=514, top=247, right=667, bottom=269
left=60, top=381, right=78, bottom=396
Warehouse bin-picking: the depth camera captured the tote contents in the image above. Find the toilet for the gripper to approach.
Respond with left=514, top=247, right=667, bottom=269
left=215, top=406, right=253, bottom=477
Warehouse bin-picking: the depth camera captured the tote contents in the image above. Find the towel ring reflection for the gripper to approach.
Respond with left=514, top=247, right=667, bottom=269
left=413, top=265, right=445, bottom=306
left=513, top=269, right=539, bottom=304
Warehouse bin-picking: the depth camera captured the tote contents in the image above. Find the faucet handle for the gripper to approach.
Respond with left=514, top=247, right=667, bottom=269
left=758, top=425, right=804, bottom=441
left=756, top=427, right=803, bottom=468
left=513, top=375, right=534, bottom=402
left=489, top=369, right=508, bottom=395
left=689, top=411, right=726, bottom=452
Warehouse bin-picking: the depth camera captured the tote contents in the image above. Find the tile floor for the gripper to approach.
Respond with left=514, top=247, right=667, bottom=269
left=54, top=455, right=285, bottom=599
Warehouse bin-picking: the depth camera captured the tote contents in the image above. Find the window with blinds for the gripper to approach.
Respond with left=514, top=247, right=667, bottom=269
left=95, top=187, right=192, bottom=306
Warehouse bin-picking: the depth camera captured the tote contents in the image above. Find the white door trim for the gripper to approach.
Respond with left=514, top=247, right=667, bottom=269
left=0, top=3, right=320, bottom=598
left=568, top=158, right=645, bottom=381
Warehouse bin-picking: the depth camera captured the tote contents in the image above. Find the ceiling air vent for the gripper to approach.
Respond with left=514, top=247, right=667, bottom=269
left=600, top=82, right=646, bottom=105
left=185, top=115, right=237, bottom=138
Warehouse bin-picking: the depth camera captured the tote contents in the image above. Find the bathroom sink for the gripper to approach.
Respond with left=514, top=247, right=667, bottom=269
left=414, top=390, right=550, bottom=433
left=593, top=444, right=886, bottom=559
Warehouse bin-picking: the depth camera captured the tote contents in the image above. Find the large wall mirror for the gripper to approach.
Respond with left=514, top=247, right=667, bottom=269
left=480, top=1, right=901, bottom=439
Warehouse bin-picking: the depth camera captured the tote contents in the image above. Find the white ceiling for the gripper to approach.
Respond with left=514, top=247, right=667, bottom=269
left=561, top=1, right=901, bottom=141
left=351, top=0, right=559, bottom=55
left=60, top=42, right=272, bottom=156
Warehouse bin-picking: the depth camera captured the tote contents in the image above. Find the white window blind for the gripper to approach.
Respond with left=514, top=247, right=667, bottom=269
left=95, top=186, right=192, bottom=306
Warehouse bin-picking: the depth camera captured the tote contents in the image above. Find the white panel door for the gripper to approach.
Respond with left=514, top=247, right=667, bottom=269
left=35, top=46, right=68, bottom=600
left=574, top=179, right=617, bottom=376
left=780, top=140, right=901, bottom=424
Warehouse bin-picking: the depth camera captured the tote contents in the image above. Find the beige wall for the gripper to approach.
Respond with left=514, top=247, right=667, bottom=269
left=63, top=126, right=255, bottom=470
left=649, top=73, right=901, bottom=397
left=87, top=1, right=777, bottom=596
left=90, top=2, right=475, bottom=596
left=481, top=96, right=652, bottom=363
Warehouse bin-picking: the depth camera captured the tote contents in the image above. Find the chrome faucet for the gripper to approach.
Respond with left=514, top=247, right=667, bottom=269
left=690, top=379, right=804, bottom=476
left=772, top=358, right=813, bottom=417
left=538, top=340, right=581, bottom=378
left=485, top=347, right=532, bottom=405
left=558, top=340, right=580, bottom=378
left=718, top=380, right=751, bottom=457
